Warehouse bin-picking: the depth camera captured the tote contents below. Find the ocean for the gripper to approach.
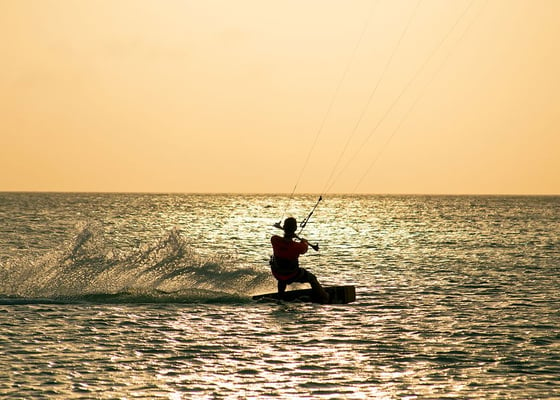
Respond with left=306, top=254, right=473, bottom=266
left=0, top=193, right=558, bottom=399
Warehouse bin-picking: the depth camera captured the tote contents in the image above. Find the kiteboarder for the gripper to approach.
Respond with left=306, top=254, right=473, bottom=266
left=270, top=217, right=329, bottom=303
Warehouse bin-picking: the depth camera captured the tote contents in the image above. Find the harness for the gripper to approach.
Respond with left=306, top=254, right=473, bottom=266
left=269, top=256, right=300, bottom=281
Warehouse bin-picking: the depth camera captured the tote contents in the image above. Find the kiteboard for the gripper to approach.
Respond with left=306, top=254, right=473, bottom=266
left=252, top=285, right=355, bottom=305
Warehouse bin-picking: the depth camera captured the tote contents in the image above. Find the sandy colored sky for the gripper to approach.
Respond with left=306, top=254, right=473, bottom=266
left=1, top=0, right=559, bottom=194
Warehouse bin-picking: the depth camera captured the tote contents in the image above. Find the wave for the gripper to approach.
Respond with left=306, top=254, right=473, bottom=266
left=0, top=222, right=274, bottom=304
left=0, top=289, right=251, bottom=305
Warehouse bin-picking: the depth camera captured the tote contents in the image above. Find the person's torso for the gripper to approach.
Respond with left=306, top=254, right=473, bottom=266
left=271, top=235, right=308, bottom=260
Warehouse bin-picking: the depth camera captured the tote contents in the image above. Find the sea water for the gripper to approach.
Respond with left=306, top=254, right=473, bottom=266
left=0, top=193, right=558, bottom=399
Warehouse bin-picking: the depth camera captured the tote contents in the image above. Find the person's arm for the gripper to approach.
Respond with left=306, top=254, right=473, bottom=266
left=296, top=239, right=309, bottom=255
left=294, top=233, right=319, bottom=251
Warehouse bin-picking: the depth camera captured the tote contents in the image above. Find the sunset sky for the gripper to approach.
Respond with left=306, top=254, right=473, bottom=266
left=1, top=0, right=559, bottom=194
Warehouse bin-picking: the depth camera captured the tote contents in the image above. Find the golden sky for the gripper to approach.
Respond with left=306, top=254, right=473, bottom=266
left=1, top=0, right=559, bottom=194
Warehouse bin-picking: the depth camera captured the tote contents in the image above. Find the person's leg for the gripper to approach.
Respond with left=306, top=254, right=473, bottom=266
left=277, top=280, right=287, bottom=298
left=309, top=273, right=330, bottom=303
left=299, top=269, right=329, bottom=303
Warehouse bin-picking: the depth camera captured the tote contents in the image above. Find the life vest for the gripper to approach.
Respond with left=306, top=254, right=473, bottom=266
left=271, top=235, right=308, bottom=259
left=270, top=235, right=308, bottom=280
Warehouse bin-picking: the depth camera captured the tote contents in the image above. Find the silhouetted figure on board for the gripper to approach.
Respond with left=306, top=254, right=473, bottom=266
left=270, top=217, right=329, bottom=303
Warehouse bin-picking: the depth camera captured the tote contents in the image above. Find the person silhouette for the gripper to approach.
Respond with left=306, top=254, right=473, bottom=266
left=270, top=217, right=329, bottom=303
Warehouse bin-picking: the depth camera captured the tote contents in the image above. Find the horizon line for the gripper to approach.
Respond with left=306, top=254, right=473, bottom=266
left=0, top=190, right=558, bottom=197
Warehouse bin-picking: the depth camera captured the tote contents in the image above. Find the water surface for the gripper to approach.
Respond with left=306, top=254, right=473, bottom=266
left=0, top=193, right=558, bottom=398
